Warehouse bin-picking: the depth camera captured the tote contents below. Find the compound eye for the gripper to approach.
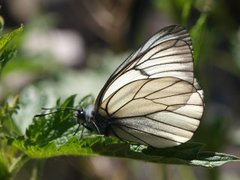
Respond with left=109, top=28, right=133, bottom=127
left=77, top=109, right=85, bottom=120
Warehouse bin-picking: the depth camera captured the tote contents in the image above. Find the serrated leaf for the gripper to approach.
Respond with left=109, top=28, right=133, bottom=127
left=10, top=95, right=240, bottom=168
left=11, top=135, right=240, bottom=168
left=192, top=152, right=240, bottom=168
left=0, top=26, right=23, bottom=72
left=25, top=95, right=78, bottom=146
left=0, top=152, right=10, bottom=180
left=0, top=96, right=21, bottom=137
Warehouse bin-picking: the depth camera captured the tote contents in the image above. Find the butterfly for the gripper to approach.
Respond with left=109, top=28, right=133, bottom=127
left=77, top=25, right=204, bottom=148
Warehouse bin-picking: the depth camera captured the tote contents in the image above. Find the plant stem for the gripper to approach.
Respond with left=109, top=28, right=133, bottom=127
left=9, top=154, right=30, bottom=178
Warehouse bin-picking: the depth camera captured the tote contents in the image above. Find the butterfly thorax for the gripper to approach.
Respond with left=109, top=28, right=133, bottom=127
left=94, top=112, right=112, bottom=135
left=81, top=105, right=110, bottom=135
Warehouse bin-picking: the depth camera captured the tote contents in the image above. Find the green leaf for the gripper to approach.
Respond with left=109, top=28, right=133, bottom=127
left=191, top=13, right=208, bottom=63
left=0, top=26, right=23, bottom=73
left=0, top=16, right=4, bottom=32
left=0, top=152, right=10, bottom=180
left=9, top=95, right=240, bottom=168
left=0, top=96, right=21, bottom=137
left=191, top=152, right=240, bottom=168
left=25, top=95, right=78, bottom=146
left=11, top=135, right=240, bottom=168
left=181, top=0, right=194, bottom=26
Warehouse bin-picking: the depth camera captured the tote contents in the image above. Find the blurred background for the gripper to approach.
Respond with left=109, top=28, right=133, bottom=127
left=1, top=0, right=240, bottom=179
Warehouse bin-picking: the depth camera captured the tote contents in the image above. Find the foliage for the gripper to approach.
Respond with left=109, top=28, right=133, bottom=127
left=0, top=26, right=23, bottom=73
left=9, top=95, right=240, bottom=168
left=0, top=96, right=24, bottom=180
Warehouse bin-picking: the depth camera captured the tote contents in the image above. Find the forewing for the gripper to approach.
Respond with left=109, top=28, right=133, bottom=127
left=113, top=25, right=192, bottom=77
left=96, top=25, right=194, bottom=107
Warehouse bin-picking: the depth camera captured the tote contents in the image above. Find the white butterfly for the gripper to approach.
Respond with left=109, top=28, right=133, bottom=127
left=79, top=25, right=204, bottom=148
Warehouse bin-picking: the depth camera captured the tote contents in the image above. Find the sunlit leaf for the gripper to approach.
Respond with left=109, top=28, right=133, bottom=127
left=0, top=26, right=23, bottom=73
left=9, top=96, right=240, bottom=168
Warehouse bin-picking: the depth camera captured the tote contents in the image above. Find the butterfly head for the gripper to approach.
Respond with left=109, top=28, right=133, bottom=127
left=76, top=104, right=101, bottom=134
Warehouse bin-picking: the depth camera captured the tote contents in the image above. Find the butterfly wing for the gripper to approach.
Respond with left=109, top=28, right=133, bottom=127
left=107, top=25, right=193, bottom=81
left=95, top=25, right=204, bottom=148
left=100, top=77, right=203, bottom=147
left=96, top=25, right=195, bottom=107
